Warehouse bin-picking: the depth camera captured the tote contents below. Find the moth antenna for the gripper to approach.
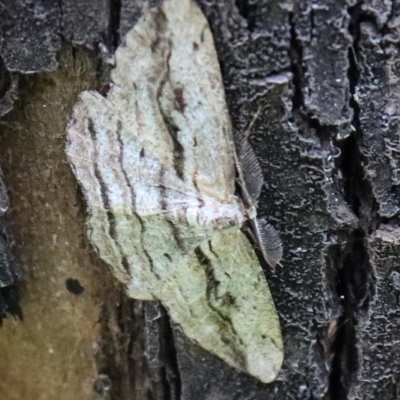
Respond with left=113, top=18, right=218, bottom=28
left=233, top=129, right=264, bottom=206
left=252, top=217, right=283, bottom=268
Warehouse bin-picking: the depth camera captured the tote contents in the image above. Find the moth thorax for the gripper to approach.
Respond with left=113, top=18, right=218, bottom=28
left=246, top=205, right=257, bottom=220
left=185, top=198, right=245, bottom=228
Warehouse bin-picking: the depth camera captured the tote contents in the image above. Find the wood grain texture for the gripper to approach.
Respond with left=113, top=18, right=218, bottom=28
left=0, top=47, right=110, bottom=400
left=66, top=0, right=283, bottom=383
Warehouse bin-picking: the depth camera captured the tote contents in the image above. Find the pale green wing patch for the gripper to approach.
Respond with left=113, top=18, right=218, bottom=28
left=160, top=228, right=283, bottom=383
left=88, top=207, right=212, bottom=300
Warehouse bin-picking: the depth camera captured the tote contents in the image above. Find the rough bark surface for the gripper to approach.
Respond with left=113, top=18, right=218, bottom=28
left=0, top=1, right=398, bottom=400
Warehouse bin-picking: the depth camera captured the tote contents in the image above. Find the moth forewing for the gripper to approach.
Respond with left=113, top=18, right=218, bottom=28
left=65, top=0, right=283, bottom=383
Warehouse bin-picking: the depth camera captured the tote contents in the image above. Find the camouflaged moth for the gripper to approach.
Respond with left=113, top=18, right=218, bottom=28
left=66, top=0, right=283, bottom=383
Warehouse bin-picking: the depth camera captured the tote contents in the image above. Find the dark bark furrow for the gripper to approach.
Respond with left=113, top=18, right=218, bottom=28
left=327, top=5, right=379, bottom=399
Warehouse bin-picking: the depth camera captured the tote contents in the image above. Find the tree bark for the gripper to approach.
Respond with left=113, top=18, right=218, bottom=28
left=0, top=1, right=397, bottom=399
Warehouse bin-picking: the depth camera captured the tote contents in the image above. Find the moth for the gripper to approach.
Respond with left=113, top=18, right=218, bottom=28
left=66, top=0, right=283, bottom=383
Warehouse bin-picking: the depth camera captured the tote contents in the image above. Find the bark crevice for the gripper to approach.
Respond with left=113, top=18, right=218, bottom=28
left=288, top=11, right=305, bottom=113
left=109, top=0, right=122, bottom=50
left=289, top=5, right=379, bottom=398
left=327, top=5, right=379, bottom=399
